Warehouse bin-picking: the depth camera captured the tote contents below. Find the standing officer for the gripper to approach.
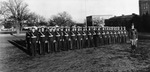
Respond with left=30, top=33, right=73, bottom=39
left=129, top=24, right=138, bottom=52
left=55, top=27, right=61, bottom=52
left=74, top=27, right=78, bottom=49
left=52, top=27, right=57, bottom=52
left=102, top=27, right=107, bottom=45
left=38, top=27, right=47, bottom=55
left=120, top=27, right=124, bottom=43
left=70, top=26, right=76, bottom=50
left=37, top=28, right=42, bottom=55
left=93, top=26, right=98, bottom=47
left=60, top=26, right=64, bottom=51
left=30, top=27, right=38, bottom=56
left=80, top=27, right=84, bottom=48
left=87, top=26, right=92, bottom=47
left=110, top=27, right=115, bottom=44
left=82, top=26, right=88, bottom=48
left=46, top=27, right=54, bottom=53
left=123, top=27, right=128, bottom=43
left=114, top=27, right=118, bottom=44
left=26, top=28, right=31, bottom=54
left=117, top=27, right=122, bottom=43
left=106, top=27, right=111, bottom=44
left=97, top=27, right=103, bottom=46
left=77, top=26, right=82, bottom=49
left=44, top=27, right=49, bottom=53
left=64, top=26, right=69, bottom=51
left=68, top=27, right=72, bottom=50
left=90, top=26, right=95, bottom=47
left=82, top=27, right=86, bottom=48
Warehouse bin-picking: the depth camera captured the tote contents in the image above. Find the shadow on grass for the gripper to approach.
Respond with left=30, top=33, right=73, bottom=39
left=8, top=40, right=30, bottom=56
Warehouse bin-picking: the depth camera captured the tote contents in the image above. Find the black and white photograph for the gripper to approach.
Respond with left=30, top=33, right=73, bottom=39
left=0, top=0, right=150, bottom=72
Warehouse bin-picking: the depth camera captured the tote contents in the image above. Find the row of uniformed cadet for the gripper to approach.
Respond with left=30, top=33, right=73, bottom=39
left=26, top=26, right=128, bottom=56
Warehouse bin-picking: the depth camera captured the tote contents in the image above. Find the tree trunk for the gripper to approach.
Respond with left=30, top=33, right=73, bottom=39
left=16, top=21, right=20, bottom=35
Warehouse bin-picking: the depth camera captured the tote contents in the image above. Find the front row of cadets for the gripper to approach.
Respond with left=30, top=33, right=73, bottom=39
left=26, top=26, right=128, bottom=56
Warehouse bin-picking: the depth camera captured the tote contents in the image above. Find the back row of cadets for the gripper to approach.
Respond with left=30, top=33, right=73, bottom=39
left=26, top=26, right=128, bottom=56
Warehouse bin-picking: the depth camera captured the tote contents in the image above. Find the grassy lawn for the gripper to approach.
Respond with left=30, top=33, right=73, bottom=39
left=1, top=34, right=150, bottom=72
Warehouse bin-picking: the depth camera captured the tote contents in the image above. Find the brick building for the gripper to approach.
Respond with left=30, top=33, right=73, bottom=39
left=86, top=15, right=112, bottom=27
left=139, top=0, right=150, bottom=15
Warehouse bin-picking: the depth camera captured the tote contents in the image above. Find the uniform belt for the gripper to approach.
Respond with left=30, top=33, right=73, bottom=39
left=56, top=35, right=60, bottom=37
left=45, top=41, right=48, bottom=43
left=53, top=40, right=56, bottom=42
left=49, top=36, right=53, bottom=37
left=31, top=36, right=37, bottom=38
left=86, top=38, right=88, bottom=40
left=41, top=35, right=45, bottom=37
left=69, top=38, right=71, bottom=41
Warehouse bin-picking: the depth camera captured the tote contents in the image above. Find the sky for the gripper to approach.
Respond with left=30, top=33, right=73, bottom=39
left=1, top=0, right=140, bottom=23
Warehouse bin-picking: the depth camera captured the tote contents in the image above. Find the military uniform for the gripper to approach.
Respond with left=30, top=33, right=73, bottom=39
left=77, top=27, right=82, bottom=49
left=87, top=26, right=92, bottom=47
left=123, top=27, right=128, bottom=43
left=44, top=28, right=50, bottom=53
left=90, top=26, right=95, bottom=47
left=46, top=27, right=54, bottom=53
left=102, top=27, right=107, bottom=45
left=60, top=26, right=65, bottom=51
left=30, top=28, right=38, bottom=56
left=110, top=27, right=115, bottom=44
left=64, top=27, right=69, bottom=51
left=106, top=27, right=111, bottom=44
left=117, top=27, right=121, bottom=43
left=82, top=27, right=88, bottom=48
left=38, top=27, right=47, bottom=55
left=52, top=28, right=57, bottom=52
left=97, top=27, right=103, bottom=46
left=93, top=27, right=98, bottom=47
left=74, top=27, right=78, bottom=49
left=70, top=27, right=76, bottom=50
left=68, top=27, right=72, bottom=50
left=129, top=25, right=138, bottom=50
left=120, top=27, right=124, bottom=43
left=26, top=29, right=31, bottom=54
left=55, top=27, right=61, bottom=52
left=114, top=27, right=118, bottom=44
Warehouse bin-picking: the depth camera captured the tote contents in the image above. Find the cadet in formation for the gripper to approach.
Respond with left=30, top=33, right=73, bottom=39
left=26, top=26, right=128, bottom=56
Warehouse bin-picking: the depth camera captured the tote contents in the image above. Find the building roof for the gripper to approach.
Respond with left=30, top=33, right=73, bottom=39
left=139, top=0, right=150, bottom=1
left=108, top=14, right=138, bottom=21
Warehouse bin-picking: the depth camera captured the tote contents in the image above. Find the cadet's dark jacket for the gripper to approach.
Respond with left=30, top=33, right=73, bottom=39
left=129, top=29, right=138, bottom=39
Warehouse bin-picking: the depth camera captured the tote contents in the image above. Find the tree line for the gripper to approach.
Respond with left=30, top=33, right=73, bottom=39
left=0, top=0, right=76, bottom=34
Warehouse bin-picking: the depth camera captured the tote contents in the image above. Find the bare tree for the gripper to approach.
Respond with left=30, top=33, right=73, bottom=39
left=49, top=11, right=75, bottom=26
left=1, top=0, right=29, bottom=34
left=0, top=2, right=11, bottom=24
left=26, top=12, right=47, bottom=26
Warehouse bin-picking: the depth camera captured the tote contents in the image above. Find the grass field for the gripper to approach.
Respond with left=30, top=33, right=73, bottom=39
left=1, top=34, right=150, bottom=72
